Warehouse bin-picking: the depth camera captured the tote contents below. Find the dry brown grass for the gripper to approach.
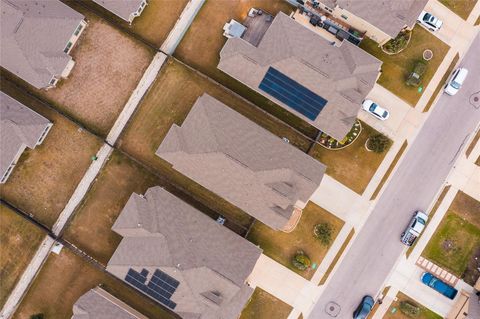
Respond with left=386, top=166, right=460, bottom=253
left=64, top=151, right=162, bottom=264
left=466, top=129, right=480, bottom=158
left=37, top=10, right=154, bottom=135
left=239, top=288, right=292, bottom=319
left=383, top=292, right=441, bottom=319
left=449, top=191, right=480, bottom=228
left=13, top=248, right=175, bottom=319
left=439, top=0, right=478, bottom=20
left=0, top=205, right=45, bottom=308
left=247, top=202, right=344, bottom=280
left=0, top=80, right=103, bottom=227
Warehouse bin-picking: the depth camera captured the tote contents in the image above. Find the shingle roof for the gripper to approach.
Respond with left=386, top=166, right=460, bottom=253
left=0, top=0, right=84, bottom=89
left=107, top=187, right=262, bottom=319
left=92, top=0, right=143, bottom=22
left=218, top=12, right=381, bottom=140
left=156, top=94, right=326, bottom=230
left=72, top=288, right=148, bottom=319
left=0, top=91, right=51, bottom=180
left=328, top=0, right=428, bottom=38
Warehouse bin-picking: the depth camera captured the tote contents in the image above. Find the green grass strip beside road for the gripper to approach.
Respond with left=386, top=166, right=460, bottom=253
left=318, top=228, right=355, bottom=285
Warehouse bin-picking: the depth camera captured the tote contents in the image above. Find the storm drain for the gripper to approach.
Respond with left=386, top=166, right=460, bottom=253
left=470, top=91, right=480, bottom=109
left=325, top=301, right=341, bottom=317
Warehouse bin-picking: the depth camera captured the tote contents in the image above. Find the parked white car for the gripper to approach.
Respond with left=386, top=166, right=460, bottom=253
left=362, top=100, right=389, bottom=121
left=444, top=68, right=469, bottom=96
left=417, top=11, right=443, bottom=31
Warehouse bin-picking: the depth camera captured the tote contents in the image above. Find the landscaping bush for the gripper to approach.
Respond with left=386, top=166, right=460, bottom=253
left=30, top=314, right=44, bottom=319
left=291, top=250, right=311, bottom=271
left=399, top=301, right=420, bottom=316
left=314, top=223, right=333, bottom=246
left=367, top=134, right=391, bottom=153
left=383, top=30, right=411, bottom=54
left=406, top=61, right=428, bottom=87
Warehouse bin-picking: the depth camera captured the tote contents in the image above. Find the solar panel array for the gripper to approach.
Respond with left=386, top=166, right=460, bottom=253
left=259, top=67, right=327, bottom=121
left=125, top=268, right=179, bottom=310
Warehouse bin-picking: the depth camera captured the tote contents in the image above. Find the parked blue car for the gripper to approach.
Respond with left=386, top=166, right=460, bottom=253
left=421, top=272, right=458, bottom=300
left=353, top=295, right=375, bottom=319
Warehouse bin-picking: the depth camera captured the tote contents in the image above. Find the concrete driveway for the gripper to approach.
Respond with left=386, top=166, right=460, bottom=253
left=422, top=0, right=466, bottom=45
left=307, top=34, right=480, bottom=319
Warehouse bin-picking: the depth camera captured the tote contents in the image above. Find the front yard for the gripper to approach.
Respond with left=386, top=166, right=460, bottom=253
left=422, top=191, right=480, bottom=285
left=13, top=249, right=174, bottom=319
left=439, top=0, right=478, bottom=20
left=0, top=80, right=103, bottom=228
left=384, top=292, right=441, bottom=319
left=239, top=288, right=292, bottom=319
left=247, top=202, right=344, bottom=280
left=0, top=205, right=45, bottom=308
left=360, top=26, right=449, bottom=107
left=309, top=122, right=391, bottom=194
left=174, top=0, right=318, bottom=138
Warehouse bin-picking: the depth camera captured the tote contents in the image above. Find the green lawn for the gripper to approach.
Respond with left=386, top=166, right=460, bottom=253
left=384, top=292, right=441, bottom=319
left=247, top=202, right=344, bottom=280
left=439, top=0, right=478, bottom=20
left=239, top=288, right=292, bottom=319
left=360, top=26, right=449, bottom=107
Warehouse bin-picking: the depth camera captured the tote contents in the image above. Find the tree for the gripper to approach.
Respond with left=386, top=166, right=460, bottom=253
left=367, top=134, right=391, bottom=153
left=314, top=223, right=333, bottom=246
left=291, top=250, right=311, bottom=271
left=399, top=301, right=420, bottom=316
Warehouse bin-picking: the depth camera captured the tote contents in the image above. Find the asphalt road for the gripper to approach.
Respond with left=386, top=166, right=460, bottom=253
left=309, top=34, right=480, bottom=319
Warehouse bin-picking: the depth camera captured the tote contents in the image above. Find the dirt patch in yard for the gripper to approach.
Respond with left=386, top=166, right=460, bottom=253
left=0, top=80, right=103, bottom=228
left=247, top=202, right=344, bottom=280
left=36, top=10, right=154, bottom=136
left=0, top=205, right=45, bottom=308
left=13, top=249, right=175, bottom=319
left=239, top=287, right=292, bottom=319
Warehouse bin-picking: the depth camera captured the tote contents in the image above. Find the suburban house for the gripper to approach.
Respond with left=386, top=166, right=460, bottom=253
left=72, top=287, right=148, bottom=319
left=315, top=0, right=429, bottom=44
left=92, top=0, right=148, bottom=23
left=106, top=187, right=262, bottom=319
left=0, top=0, right=86, bottom=89
left=0, top=92, right=52, bottom=184
left=218, top=12, right=382, bottom=141
left=156, top=94, right=326, bottom=231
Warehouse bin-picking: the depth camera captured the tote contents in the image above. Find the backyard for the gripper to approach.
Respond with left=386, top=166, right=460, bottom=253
left=174, top=0, right=318, bottom=138
left=383, top=292, right=441, bottom=319
left=309, top=122, right=391, bottom=194
left=439, top=0, right=478, bottom=20
left=360, top=25, right=450, bottom=107
left=0, top=80, right=103, bottom=228
left=422, top=191, right=480, bottom=285
left=0, top=205, right=45, bottom=308
left=12, top=249, right=175, bottom=319
left=239, top=288, right=292, bottom=319
left=247, top=202, right=344, bottom=280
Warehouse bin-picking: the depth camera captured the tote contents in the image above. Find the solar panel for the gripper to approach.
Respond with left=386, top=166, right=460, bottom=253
left=124, top=268, right=179, bottom=310
left=259, top=67, right=327, bottom=121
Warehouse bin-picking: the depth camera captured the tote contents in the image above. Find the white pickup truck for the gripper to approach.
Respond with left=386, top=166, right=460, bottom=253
left=401, top=211, right=428, bottom=246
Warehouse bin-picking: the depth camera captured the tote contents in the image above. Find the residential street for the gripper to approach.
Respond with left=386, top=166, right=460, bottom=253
left=308, top=34, right=480, bottom=319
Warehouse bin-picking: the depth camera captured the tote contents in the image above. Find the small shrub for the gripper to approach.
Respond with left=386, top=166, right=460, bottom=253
left=406, top=61, right=428, bottom=87
left=399, top=301, right=420, bottom=316
left=383, top=30, right=411, bottom=53
left=30, top=314, right=45, bottom=319
left=367, top=134, right=391, bottom=153
left=292, top=250, right=311, bottom=271
left=314, top=223, right=333, bottom=245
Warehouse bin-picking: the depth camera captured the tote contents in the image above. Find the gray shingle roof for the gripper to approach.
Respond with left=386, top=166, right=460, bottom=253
left=327, top=0, right=428, bottom=38
left=0, top=0, right=84, bottom=89
left=107, top=187, right=261, bottom=319
left=72, top=287, right=148, bottom=319
left=156, top=94, right=326, bottom=230
left=92, top=0, right=144, bottom=22
left=0, top=91, right=51, bottom=181
left=218, top=12, right=381, bottom=140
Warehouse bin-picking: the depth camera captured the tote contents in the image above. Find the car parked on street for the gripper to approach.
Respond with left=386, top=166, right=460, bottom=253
left=353, top=295, right=374, bottom=319
left=421, top=272, right=458, bottom=300
left=417, top=11, right=443, bottom=31
left=362, top=99, right=390, bottom=121
left=444, top=68, right=469, bottom=96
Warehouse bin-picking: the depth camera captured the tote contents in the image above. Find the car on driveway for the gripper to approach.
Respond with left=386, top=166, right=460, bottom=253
left=444, top=68, right=469, bottom=96
left=421, top=272, right=458, bottom=300
left=353, top=295, right=374, bottom=319
left=417, top=11, right=443, bottom=31
left=362, top=99, right=389, bottom=121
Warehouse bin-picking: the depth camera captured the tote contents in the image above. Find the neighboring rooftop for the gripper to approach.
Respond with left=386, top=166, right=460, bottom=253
left=156, top=94, right=326, bottom=230
left=92, top=0, right=146, bottom=22
left=107, top=187, right=262, bottom=319
left=72, top=287, right=148, bottom=319
left=321, top=0, right=429, bottom=38
left=218, top=12, right=381, bottom=140
left=0, top=91, right=51, bottom=183
left=0, top=0, right=85, bottom=89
